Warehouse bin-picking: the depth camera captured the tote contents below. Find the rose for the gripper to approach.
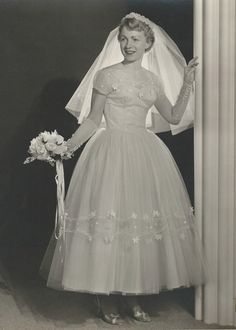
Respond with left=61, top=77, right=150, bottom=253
left=55, top=135, right=64, bottom=145
left=53, top=144, right=68, bottom=155
left=45, top=142, right=57, bottom=152
left=39, top=130, right=64, bottom=145
left=29, top=138, right=47, bottom=157
left=36, top=145, right=48, bottom=160
left=45, top=141, right=67, bottom=154
left=46, top=131, right=64, bottom=145
left=24, top=130, right=73, bottom=165
left=39, top=131, right=51, bottom=143
left=37, top=154, right=51, bottom=161
left=28, top=138, right=38, bottom=156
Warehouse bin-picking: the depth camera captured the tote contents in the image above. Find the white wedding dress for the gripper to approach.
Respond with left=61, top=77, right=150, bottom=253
left=40, top=66, right=211, bottom=295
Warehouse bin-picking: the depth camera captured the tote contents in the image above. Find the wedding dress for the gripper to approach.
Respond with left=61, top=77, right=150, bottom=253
left=40, top=65, right=210, bottom=295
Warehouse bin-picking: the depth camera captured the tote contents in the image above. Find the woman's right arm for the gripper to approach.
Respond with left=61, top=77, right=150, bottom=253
left=66, top=89, right=106, bottom=152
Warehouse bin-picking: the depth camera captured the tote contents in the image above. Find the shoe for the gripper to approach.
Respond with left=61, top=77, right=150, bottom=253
left=130, top=305, right=151, bottom=322
left=95, top=295, right=123, bottom=325
left=119, top=297, right=151, bottom=322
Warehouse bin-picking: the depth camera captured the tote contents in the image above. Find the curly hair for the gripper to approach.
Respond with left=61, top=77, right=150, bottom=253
left=118, top=17, right=155, bottom=52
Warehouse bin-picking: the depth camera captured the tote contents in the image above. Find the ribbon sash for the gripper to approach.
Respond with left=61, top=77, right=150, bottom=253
left=54, top=160, right=65, bottom=240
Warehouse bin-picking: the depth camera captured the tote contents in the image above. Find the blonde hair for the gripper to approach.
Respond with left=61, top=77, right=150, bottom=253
left=118, top=17, right=155, bottom=52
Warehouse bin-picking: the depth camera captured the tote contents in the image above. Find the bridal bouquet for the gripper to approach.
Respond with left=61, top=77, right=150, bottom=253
left=24, top=130, right=73, bottom=166
left=24, top=130, right=73, bottom=240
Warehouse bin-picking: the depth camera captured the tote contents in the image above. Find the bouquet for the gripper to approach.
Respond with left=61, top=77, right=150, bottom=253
left=24, top=130, right=73, bottom=166
left=24, top=130, right=73, bottom=240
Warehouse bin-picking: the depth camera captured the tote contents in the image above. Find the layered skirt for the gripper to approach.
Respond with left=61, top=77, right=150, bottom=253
left=40, top=126, right=211, bottom=294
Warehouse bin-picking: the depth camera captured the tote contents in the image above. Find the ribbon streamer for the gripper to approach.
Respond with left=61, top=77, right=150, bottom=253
left=54, top=160, right=65, bottom=240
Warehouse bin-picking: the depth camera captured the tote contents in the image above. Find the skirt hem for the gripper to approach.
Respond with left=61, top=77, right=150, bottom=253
left=45, top=282, right=204, bottom=296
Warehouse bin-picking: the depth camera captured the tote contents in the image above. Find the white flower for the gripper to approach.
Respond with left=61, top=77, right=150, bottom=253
left=53, top=144, right=68, bottom=155
left=42, top=130, right=64, bottom=145
left=37, top=154, right=51, bottom=161
left=107, top=210, right=116, bottom=219
left=47, top=130, right=59, bottom=142
left=131, top=212, right=138, bottom=219
left=29, top=138, right=48, bottom=160
left=132, top=236, right=139, bottom=244
left=45, top=142, right=57, bottom=152
left=104, top=236, right=113, bottom=244
left=111, top=85, right=118, bottom=91
left=39, top=131, right=51, bottom=143
left=153, top=209, right=160, bottom=217
left=55, top=135, right=64, bottom=145
left=154, top=233, right=162, bottom=240
left=28, top=139, right=37, bottom=156
left=24, top=130, right=73, bottom=165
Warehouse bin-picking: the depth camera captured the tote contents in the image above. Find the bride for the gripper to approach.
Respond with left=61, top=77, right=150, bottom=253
left=40, top=12, right=210, bottom=325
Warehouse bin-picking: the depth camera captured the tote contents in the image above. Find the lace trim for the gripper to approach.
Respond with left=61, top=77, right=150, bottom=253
left=64, top=207, right=194, bottom=244
left=94, top=69, right=162, bottom=102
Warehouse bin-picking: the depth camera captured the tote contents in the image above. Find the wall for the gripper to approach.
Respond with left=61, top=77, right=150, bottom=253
left=0, top=0, right=193, bottom=247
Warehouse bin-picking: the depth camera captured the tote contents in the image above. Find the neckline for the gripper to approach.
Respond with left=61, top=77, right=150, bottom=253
left=109, top=63, right=152, bottom=78
left=120, top=61, right=143, bottom=71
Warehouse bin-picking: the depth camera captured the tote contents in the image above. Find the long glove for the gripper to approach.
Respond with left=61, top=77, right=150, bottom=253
left=155, top=57, right=197, bottom=125
left=66, top=117, right=98, bottom=153
left=171, top=56, right=198, bottom=124
left=171, top=80, right=192, bottom=124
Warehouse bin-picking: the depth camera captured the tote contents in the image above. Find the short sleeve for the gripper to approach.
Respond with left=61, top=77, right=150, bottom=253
left=93, top=69, right=112, bottom=95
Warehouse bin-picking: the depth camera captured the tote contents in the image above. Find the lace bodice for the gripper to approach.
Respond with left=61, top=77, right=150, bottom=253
left=93, top=65, right=164, bottom=130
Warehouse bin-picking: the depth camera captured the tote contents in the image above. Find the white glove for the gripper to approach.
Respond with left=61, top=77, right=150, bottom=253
left=66, top=117, right=98, bottom=153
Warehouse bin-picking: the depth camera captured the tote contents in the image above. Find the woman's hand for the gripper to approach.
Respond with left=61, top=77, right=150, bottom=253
left=184, top=56, right=199, bottom=85
left=65, top=139, right=75, bottom=154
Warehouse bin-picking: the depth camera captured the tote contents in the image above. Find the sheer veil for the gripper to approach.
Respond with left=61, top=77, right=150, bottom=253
left=65, top=14, right=194, bottom=135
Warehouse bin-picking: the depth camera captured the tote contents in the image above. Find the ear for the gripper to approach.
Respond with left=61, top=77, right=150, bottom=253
left=145, top=38, right=152, bottom=51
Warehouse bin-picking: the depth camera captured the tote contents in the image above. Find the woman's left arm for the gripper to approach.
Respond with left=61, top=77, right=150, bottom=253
left=154, top=57, right=198, bottom=125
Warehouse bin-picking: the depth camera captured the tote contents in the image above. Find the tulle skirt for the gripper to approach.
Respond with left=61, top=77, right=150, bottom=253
left=40, top=126, right=211, bottom=295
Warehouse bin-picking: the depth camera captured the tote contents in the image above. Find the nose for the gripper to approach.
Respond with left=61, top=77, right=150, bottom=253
left=125, top=39, right=133, bottom=49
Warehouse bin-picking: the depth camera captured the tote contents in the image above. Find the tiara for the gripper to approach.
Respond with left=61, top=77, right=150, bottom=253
left=124, top=12, right=152, bottom=28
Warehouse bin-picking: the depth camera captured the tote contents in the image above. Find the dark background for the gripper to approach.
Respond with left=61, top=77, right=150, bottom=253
left=0, top=0, right=193, bottom=251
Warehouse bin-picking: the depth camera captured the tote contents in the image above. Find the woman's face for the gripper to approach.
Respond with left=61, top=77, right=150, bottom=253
left=119, top=26, right=150, bottom=63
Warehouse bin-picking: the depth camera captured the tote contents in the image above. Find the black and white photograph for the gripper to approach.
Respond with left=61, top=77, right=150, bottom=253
left=0, top=0, right=235, bottom=329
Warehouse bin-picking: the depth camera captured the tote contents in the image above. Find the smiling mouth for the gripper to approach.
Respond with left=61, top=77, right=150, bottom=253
left=124, top=50, right=136, bottom=55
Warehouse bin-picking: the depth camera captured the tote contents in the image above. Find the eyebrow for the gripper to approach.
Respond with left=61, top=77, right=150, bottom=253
left=120, top=35, right=140, bottom=39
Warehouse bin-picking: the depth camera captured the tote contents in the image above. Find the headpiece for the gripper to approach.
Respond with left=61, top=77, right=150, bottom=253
left=65, top=13, right=194, bottom=135
left=124, top=12, right=153, bottom=27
